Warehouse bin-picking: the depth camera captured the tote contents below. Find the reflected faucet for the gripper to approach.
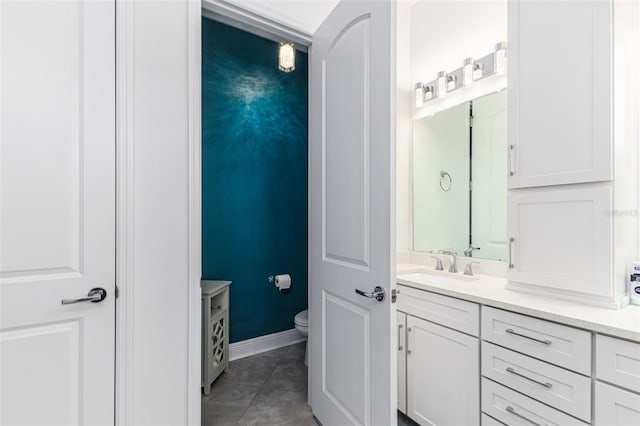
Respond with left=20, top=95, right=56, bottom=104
left=440, top=251, right=458, bottom=273
left=464, top=246, right=480, bottom=257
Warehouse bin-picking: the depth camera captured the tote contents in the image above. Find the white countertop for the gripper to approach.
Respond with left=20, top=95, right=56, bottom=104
left=397, top=263, right=640, bottom=342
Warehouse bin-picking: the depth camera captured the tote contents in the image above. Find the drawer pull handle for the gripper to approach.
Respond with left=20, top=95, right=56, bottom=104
left=398, top=324, right=403, bottom=351
left=506, top=367, right=553, bottom=388
left=506, top=406, right=542, bottom=426
left=505, top=328, right=552, bottom=345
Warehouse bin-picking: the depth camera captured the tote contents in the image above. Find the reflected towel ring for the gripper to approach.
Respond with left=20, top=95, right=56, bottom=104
left=439, top=171, right=452, bottom=192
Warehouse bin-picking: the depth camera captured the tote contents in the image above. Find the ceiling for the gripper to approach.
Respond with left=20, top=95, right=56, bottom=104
left=229, top=0, right=340, bottom=34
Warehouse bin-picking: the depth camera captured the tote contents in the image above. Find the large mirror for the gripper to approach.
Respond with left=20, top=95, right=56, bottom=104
left=412, top=90, right=507, bottom=261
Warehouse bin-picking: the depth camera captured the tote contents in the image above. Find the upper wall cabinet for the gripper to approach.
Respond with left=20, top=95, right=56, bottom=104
left=507, top=0, right=612, bottom=188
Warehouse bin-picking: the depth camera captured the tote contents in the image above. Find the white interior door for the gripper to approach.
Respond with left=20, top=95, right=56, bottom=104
left=471, top=91, right=507, bottom=261
left=1, top=1, right=115, bottom=425
left=309, top=0, right=396, bottom=425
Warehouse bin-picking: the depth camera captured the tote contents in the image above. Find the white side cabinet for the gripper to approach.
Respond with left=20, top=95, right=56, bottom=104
left=397, top=311, right=407, bottom=415
left=406, top=315, right=479, bottom=426
left=507, top=0, right=612, bottom=188
left=201, top=280, right=231, bottom=396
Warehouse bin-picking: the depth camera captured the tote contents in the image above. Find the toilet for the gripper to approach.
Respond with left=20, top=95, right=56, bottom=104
left=294, top=309, right=308, bottom=365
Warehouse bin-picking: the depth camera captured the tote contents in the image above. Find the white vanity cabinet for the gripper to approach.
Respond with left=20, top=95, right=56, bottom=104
left=506, top=185, right=615, bottom=306
left=397, top=286, right=480, bottom=426
left=406, top=316, right=479, bottom=426
left=595, top=335, right=640, bottom=425
left=505, top=0, right=633, bottom=308
left=596, top=382, right=640, bottom=426
left=397, top=311, right=407, bottom=415
left=396, top=280, right=640, bottom=426
left=507, top=0, right=612, bottom=188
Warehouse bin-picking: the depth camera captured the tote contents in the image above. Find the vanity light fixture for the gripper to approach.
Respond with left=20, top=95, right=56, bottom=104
left=494, top=41, right=507, bottom=74
left=414, top=42, right=506, bottom=107
left=423, top=85, right=434, bottom=101
left=436, top=71, right=447, bottom=97
left=473, top=62, right=484, bottom=80
left=462, top=58, right=474, bottom=86
left=446, top=74, right=457, bottom=92
left=415, top=82, right=424, bottom=108
left=278, top=42, right=295, bottom=72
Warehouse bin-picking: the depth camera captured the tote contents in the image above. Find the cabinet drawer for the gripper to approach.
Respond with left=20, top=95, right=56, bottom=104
left=595, top=381, right=640, bottom=426
left=482, top=378, right=587, bottom=426
left=482, top=342, right=591, bottom=421
left=596, top=334, right=640, bottom=393
left=481, top=306, right=591, bottom=374
left=397, top=285, right=479, bottom=336
left=482, top=413, right=505, bottom=426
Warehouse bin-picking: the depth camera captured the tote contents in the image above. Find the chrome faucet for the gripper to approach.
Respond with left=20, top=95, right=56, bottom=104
left=463, top=262, right=480, bottom=276
left=431, top=256, right=444, bottom=271
left=440, top=251, right=458, bottom=273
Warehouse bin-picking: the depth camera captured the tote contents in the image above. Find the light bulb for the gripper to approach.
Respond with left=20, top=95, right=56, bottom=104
left=437, top=71, right=447, bottom=97
left=424, top=86, right=434, bottom=101
left=415, top=83, right=424, bottom=108
left=447, top=75, right=457, bottom=92
left=463, top=58, right=474, bottom=86
left=278, top=42, right=295, bottom=72
left=494, top=41, right=507, bottom=74
left=473, top=62, right=484, bottom=80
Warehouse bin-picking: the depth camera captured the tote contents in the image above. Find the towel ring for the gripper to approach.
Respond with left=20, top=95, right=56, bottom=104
left=439, top=171, right=452, bottom=192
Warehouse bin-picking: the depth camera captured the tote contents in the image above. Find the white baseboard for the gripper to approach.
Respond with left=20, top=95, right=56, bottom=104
left=229, top=328, right=306, bottom=361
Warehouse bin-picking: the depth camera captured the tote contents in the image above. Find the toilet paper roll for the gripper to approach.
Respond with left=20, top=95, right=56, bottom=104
left=275, top=274, right=291, bottom=291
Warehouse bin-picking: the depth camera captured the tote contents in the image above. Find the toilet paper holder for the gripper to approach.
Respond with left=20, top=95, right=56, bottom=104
left=268, top=274, right=292, bottom=291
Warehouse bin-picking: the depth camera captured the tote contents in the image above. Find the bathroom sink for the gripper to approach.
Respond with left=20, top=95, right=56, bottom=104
left=399, top=270, right=478, bottom=286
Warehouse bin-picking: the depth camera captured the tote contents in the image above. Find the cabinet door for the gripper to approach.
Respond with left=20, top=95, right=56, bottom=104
left=595, top=381, right=640, bottom=426
left=397, top=312, right=407, bottom=414
left=507, top=184, right=614, bottom=306
left=407, top=315, right=479, bottom=426
left=508, top=0, right=612, bottom=188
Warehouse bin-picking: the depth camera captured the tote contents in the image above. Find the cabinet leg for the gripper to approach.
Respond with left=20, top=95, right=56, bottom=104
left=203, top=383, right=211, bottom=396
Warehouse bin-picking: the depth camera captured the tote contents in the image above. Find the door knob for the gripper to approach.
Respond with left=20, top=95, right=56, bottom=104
left=355, top=286, right=385, bottom=302
left=61, top=287, right=107, bottom=305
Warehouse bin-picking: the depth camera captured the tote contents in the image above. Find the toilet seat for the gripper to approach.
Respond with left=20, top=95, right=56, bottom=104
left=294, top=309, right=308, bottom=327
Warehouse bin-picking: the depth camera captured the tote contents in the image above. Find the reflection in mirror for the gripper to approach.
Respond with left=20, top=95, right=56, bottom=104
left=412, top=90, right=507, bottom=261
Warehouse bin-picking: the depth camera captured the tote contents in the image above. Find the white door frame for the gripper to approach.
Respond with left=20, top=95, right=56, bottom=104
left=115, top=1, right=311, bottom=424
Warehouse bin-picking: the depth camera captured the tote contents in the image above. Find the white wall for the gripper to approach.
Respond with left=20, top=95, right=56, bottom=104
left=411, top=0, right=507, bottom=119
left=613, top=0, right=640, bottom=299
left=119, top=1, right=194, bottom=425
left=410, top=1, right=507, bottom=85
left=396, top=0, right=413, bottom=256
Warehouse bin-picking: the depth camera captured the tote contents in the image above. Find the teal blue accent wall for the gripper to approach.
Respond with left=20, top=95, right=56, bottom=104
left=202, top=18, right=308, bottom=344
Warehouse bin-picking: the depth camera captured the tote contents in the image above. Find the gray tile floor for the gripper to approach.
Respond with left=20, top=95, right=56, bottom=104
left=397, top=412, right=419, bottom=426
left=202, top=341, right=416, bottom=426
left=202, top=342, right=316, bottom=426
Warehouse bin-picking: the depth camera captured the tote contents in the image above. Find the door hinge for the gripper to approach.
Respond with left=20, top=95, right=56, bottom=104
left=115, top=284, right=119, bottom=299
left=391, top=288, right=398, bottom=303
left=469, top=115, right=474, bottom=127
